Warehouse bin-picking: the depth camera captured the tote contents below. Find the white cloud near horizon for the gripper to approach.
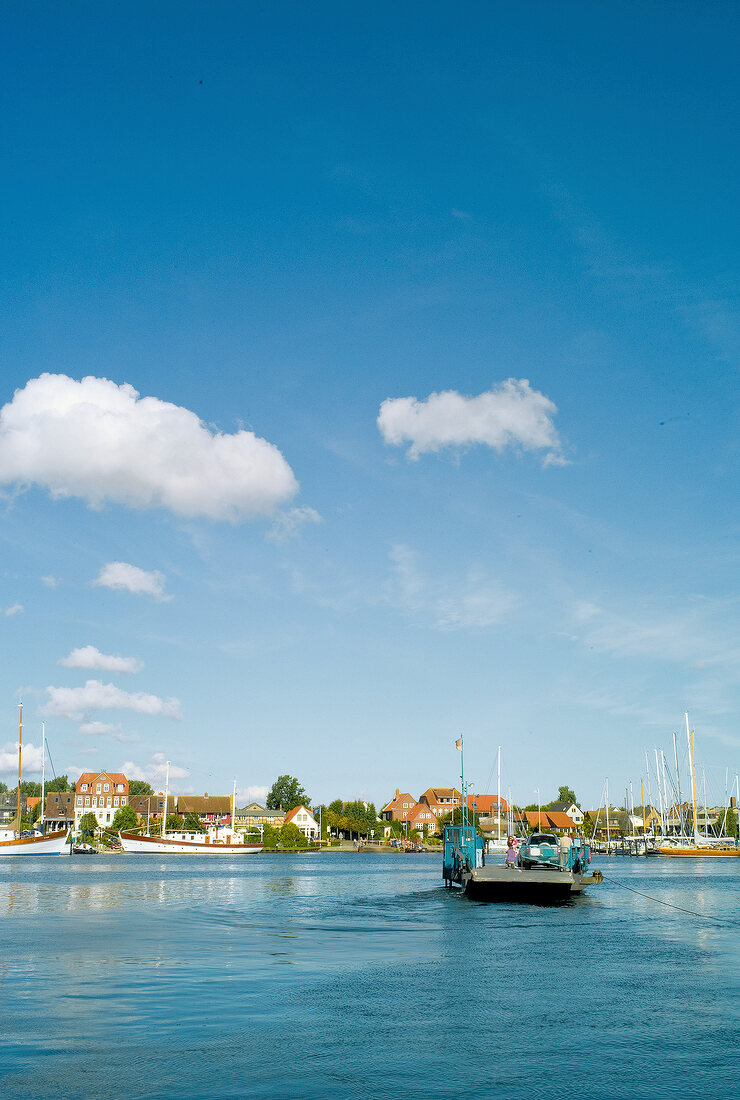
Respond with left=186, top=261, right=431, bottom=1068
left=93, top=562, right=170, bottom=601
left=42, top=680, right=182, bottom=722
left=378, top=378, right=565, bottom=463
left=121, top=752, right=190, bottom=789
left=0, top=373, right=298, bottom=521
left=0, top=740, right=44, bottom=776
left=388, top=544, right=519, bottom=630
left=237, top=784, right=269, bottom=805
left=61, top=645, right=143, bottom=674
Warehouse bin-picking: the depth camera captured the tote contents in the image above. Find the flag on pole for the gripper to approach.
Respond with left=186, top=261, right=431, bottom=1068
left=455, top=737, right=463, bottom=751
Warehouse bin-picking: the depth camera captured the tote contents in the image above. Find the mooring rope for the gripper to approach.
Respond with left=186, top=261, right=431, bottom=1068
left=603, top=873, right=740, bottom=927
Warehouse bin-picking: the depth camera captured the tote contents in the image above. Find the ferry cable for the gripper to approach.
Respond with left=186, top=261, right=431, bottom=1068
left=602, top=873, right=740, bottom=927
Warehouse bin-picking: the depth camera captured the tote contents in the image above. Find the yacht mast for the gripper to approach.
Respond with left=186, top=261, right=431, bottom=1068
left=687, top=713, right=698, bottom=841
left=16, top=702, right=23, bottom=837
left=161, top=760, right=170, bottom=837
left=40, top=722, right=45, bottom=834
left=496, top=746, right=501, bottom=842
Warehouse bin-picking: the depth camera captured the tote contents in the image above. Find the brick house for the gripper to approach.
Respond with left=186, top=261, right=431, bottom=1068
left=45, top=791, right=75, bottom=830
left=418, top=787, right=462, bottom=817
left=129, top=793, right=167, bottom=822
left=405, top=802, right=439, bottom=835
left=380, top=790, right=417, bottom=822
left=75, top=772, right=129, bottom=830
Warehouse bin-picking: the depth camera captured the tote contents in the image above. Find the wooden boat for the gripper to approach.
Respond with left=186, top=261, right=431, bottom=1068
left=119, top=770, right=262, bottom=853
left=0, top=705, right=69, bottom=856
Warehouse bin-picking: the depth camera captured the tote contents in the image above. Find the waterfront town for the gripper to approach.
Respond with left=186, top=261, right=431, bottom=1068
left=1, top=768, right=736, bottom=849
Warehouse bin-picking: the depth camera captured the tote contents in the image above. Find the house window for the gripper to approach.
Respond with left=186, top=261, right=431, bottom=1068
left=85, top=797, right=90, bottom=806
left=107, top=797, right=112, bottom=807
left=114, top=797, right=119, bottom=807
left=104, top=784, right=109, bottom=792
left=76, top=796, right=82, bottom=806
left=117, top=784, right=124, bottom=792
left=96, top=784, right=101, bottom=793
left=81, top=784, right=88, bottom=792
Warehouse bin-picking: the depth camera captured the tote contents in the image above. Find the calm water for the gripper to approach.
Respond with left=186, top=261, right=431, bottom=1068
left=0, top=852, right=738, bottom=1098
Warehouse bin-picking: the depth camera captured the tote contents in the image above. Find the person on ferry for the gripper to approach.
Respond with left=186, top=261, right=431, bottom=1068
left=505, top=836, right=518, bottom=868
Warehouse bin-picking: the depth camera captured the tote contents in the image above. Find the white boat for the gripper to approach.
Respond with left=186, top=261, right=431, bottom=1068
left=119, top=769, right=262, bottom=854
left=0, top=706, right=70, bottom=856
left=119, top=828, right=263, bottom=854
left=0, top=828, right=70, bottom=855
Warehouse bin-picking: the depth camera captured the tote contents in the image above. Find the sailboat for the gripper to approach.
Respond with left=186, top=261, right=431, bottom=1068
left=657, top=715, right=739, bottom=858
left=119, top=768, right=263, bottom=854
left=0, top=705, right=70, bottom=856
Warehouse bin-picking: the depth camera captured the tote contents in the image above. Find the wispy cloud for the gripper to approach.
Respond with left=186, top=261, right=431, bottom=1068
left=5, top=603, right=23, bottom=616
left=388, top=544, right=519, bottom=631
left=60, top=645, right=143, bottom=674
left=268, top=505, right=322, bottom=542
left=0, top=373, right=298, bottom=521
left=237, top=784, right=269, bottom=805
left=93, top=562, right=170, bottom=601
left=378, top=379, right=565, bottom=464
left=41, top=575, right=59, bottom=588
left=42, top=680, right=182, bottom=722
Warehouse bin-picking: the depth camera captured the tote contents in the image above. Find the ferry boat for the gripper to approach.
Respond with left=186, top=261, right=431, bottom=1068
left=443, top=825, right=601, bottom=900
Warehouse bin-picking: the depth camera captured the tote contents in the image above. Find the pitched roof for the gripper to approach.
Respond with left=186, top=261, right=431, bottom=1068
left=177, top=795, right=231, bottom=814
left=76, top=771, right=128, bottom=787
left=284, top=805, right=316, bottom=824
left=545, top=811, right=578, bottom=829
left=466, top=794, right=509, bottom=813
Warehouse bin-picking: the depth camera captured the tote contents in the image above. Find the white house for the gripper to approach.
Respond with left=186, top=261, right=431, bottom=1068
left=284, top=805, right=319, bottom=840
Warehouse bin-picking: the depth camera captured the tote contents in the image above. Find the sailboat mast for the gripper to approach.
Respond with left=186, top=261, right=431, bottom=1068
left=231, top=778, right=237, bottom=838
left=17, top=702, right=23, bottom=836
left=673, top=731, right=683, bottom=836
left=605, top=778, right=610, bottom=848
left=497, top=745, right=501, bottom=842
left=689, top=723, right=698, bottom=839
left=40, top=722, right=45, bottom=833
left=161, top=760, right=170, bottom=837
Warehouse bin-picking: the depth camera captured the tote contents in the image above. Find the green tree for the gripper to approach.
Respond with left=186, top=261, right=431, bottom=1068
left=46, top=775, right=73, bottom=792
left=280, top=821, right=308, bottom=848
left=554, top=786, right=577, bottom=806
left=165, top=813, right=182, bottom=832
left=79, top=812, right=98, bottom=837
left=0, top=780, right=7, bottom=793
left=261, top=824, right=280, bottom=849
left=723, top=808, right=737, bottom=840
left=21, top=780, right=41, bottom=797
left=266, top=775, right=309, bottom=812
left=183, top=811, right=203, bottom=832
left=112, top=805, right=139, bottom=832
left=128, top=780, right=154, bottom=796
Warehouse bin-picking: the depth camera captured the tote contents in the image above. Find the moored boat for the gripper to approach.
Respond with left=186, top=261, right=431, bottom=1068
left=0, top=705, right=70, bottom=856
left=119, top=829, right=263, bottom=853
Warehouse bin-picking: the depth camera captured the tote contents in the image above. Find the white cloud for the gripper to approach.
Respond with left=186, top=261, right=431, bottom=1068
left=93, top=562, right=170, bottom=601
left=378, top=378, right=564, bottom=463
left=268, top=506, right=323, bottom=541
left=79, top=721, right=118, bottom=736
left=5, top=603, right=23, bottom=616
left=237, top=784, right=269, bottom=805
left=41, top=575, right=59, bottom=588
left=60, top=645, right=143, bottom=674
left=0, top=740, right=43, bottom=775
left=42, top=680, right=182, bottom=722
left=0, top=373, right=298, bottom=521
left=121, top=752, right=189, bottom=789
left=388, top=544, right=518, bottom=631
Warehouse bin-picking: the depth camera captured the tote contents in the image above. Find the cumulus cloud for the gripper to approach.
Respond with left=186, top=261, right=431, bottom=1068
left=42, top=680, right=182, bottom=722
left=0, top=373, right=298, bottom=521
left=268, top=506, right=323, bottom=541
left=79, top=721, right=118, bottom=736
left=121, top=752, right=189, bottom=788
left=41, top=575, right=59, bottom=588
left=378, top=378, right=565, bottom=463
left=5, top=604, right=23, bottom=616
left=0, top=740, right=43, bottom=775
left=93, top=562, right=170, bottom=601
left=388, top=544, right=518, bottom=630
left=60, top=645, right=143, bottom=673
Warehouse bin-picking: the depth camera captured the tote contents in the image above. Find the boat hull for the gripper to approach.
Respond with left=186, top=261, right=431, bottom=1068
left=119, top=831, right=263, bottom=854
left=464, top=864, right=600, bottom=900
left=657, top=846, right=739, bottom=857
left=0, top=829, right=69, bottom=855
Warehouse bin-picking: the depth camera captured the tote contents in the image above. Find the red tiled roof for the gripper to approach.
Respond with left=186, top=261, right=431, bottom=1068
left=546, top=812, right=578, bottom=829
left=284, top=805, right=314, bottom=824
left=466, top=794, right=509, bottom=813
left=76, top=771, right=128, bottom=788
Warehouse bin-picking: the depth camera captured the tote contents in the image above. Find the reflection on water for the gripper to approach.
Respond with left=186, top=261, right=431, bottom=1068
left=0, top=854, right=737, bottom=1098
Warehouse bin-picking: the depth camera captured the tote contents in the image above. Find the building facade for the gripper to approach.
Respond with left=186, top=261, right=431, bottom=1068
left=75, top=772, right=129, bottom=830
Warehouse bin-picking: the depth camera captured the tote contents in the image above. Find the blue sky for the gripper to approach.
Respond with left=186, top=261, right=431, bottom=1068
left=1, top=1, right=738, bottom=810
